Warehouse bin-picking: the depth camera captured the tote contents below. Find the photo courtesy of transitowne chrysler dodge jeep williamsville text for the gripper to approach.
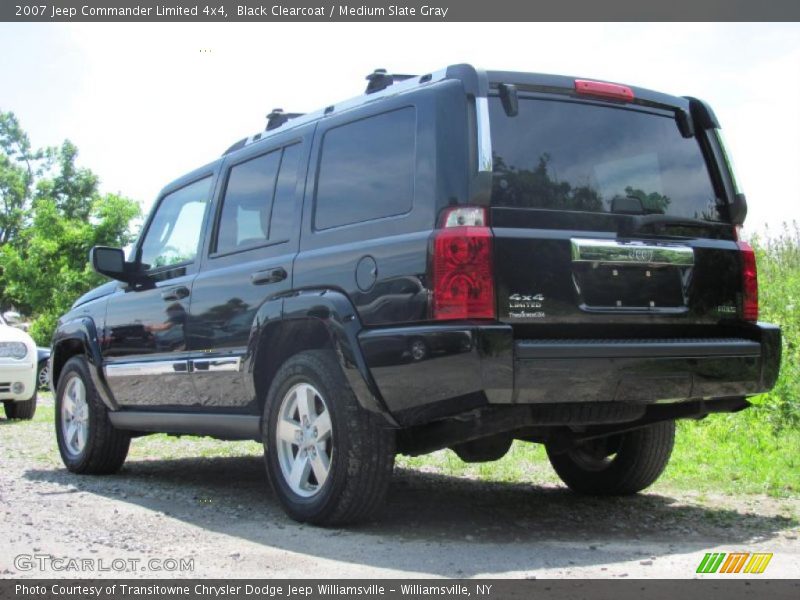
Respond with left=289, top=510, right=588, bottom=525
left=50, top=65, right=781, bottom=525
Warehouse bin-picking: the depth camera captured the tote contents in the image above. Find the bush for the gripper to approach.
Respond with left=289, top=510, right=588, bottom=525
left=750, top=222, right=800, bottom=429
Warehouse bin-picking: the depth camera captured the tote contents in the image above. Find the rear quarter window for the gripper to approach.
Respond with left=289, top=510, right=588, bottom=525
left=314, top=107, right=416, bottom=231
left=489, top=97, right=723, bottom=222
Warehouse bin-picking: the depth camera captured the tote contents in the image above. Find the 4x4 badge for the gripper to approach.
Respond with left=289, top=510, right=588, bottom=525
left=509, top=293, right=544, bottom=302
left=509, top=293, right=545, bottom=318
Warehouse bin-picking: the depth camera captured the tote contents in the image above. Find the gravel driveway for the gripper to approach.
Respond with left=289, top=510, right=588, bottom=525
left=2, top=395, right=798, bottom=579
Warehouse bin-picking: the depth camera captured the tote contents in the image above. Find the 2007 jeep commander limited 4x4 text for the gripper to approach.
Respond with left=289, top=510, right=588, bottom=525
left=52, top=65, right=781, bottom=525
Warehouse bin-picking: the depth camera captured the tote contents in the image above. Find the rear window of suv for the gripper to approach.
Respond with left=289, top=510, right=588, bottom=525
left=489, top=97, right=724, bottom=222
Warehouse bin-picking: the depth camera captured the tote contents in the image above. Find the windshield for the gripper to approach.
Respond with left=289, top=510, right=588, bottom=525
left=489, top=97, right=724, bottom=222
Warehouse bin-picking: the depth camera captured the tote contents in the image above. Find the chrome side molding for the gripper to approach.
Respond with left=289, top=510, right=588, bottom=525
left=571, top=238, right=694, bottom=266
left=105, top=360, right=188, bottom=378
left=105, top=356, right=242, bottom=378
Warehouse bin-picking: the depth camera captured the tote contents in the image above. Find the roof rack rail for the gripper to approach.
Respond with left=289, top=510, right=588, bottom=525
left=365, top=69, right=417, bottom=94
left=266, top=108, right=305, bottom=131
left=222, top=66, right=450, bottom=157
left=223, top=137, right=248, bottom=156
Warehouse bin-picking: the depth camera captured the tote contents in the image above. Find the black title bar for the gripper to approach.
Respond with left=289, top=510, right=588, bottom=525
left=4, top=0, right=800, bottom=22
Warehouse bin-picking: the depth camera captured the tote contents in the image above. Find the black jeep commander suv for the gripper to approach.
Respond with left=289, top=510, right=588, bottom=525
left=52, top=65, right=781, bottom=525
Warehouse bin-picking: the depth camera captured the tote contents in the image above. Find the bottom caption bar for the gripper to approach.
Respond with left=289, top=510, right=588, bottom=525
left=3, top=580, right=799, bottom=600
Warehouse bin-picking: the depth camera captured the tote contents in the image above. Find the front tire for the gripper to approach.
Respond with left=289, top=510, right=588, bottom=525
left=263, top=350, right=395, bottom=525
left=546, top=420, right=675, bottom=495
left=55, top=356, right=131, bottom=474
left=4, top=394, right=37, bottom=420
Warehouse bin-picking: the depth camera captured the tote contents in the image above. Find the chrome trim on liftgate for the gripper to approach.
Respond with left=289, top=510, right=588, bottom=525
left=571, top=238, right=694, bottom=266
left=475, top=96, right=493, bottom=172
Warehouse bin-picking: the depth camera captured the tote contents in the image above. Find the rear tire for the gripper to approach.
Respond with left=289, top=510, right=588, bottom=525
left=37, top=360, right=49, bottom=390
left=546, top=420, right=675, bottom=495
left=55, top=356, right=131, bottom=474
left=4, top=394, right=37, bottom=420
left=263, top=350, right=395, bottom=525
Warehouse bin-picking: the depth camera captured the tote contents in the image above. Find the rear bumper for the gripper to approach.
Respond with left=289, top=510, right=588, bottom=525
left=359, top=323, right=781, bottom=425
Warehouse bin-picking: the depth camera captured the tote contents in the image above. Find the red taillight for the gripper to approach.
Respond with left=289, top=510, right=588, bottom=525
left=574, top=79, right=634, bottom=102
left=737, top=240, right=758, bottom=322
left=430, top=207, right=495, bottom=320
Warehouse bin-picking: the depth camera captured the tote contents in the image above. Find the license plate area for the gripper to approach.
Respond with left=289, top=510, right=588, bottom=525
left=571, top=238, right=694, bottom=313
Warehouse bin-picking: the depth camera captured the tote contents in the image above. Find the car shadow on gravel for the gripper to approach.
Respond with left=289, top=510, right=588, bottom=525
left=24, top=455, right=797, bottom=576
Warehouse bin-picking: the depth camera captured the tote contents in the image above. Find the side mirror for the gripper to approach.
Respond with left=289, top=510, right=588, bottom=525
left=90, top=246, right=128, bottom=281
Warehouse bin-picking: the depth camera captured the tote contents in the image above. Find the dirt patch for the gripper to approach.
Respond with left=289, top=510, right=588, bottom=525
left=2, top=395, right=798, bottom=578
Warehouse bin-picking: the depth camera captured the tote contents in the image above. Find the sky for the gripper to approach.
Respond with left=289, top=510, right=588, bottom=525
left=1, top=22, right=799, bottom=237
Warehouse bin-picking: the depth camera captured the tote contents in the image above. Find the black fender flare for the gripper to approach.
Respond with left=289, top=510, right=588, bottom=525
left=51, top=317, right=117, bottom=410
left=249, top=289, right=398, bottom=427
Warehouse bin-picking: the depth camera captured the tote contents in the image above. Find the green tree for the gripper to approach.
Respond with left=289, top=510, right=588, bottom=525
left=0, top=110, right=140, bottom=345
left=622, top=186, right=671, bottom=214
left=492, top=153, right=604, bottom=212
left=0, top=112, right=42, bottom=246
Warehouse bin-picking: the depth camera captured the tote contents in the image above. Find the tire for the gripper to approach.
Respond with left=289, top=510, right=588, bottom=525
left=37, top=360, right=49, bottom=390
left=263, top=350, right=395, bottom=525
left=4, top=394, right=37, bottom=420
left=546, top=420, right=675, bottom=495
left=55, top=356, right=131, bottom=474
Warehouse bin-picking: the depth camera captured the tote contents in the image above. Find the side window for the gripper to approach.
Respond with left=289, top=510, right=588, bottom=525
left=214, top=143, right=302, bottom=254
left=139, top=177, right=211, bottom=270
left=314, top=107, right=416, bottom=231
left=215, top=150, right=281, bottom=255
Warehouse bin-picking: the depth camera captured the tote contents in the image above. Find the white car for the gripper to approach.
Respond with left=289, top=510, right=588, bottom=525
left=0, top=313, right=38, bottom=419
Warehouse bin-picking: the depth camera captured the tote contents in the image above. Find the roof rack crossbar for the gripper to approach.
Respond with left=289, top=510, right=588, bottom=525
left=365, top=69, right=417, bottom=94
left=266, top=108, right=305, bottom=131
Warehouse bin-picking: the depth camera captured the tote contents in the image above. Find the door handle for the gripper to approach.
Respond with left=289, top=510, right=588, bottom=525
left=251, top=267, right=287, bottom=285
left=161, top=286, right=190, bottom=301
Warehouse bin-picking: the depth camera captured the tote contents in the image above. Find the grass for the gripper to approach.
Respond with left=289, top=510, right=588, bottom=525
left=395, top=413, right=800, bottom=498
left=396, top=415, right=800, bottom=498
left=663, top=414, right=800, bottom=496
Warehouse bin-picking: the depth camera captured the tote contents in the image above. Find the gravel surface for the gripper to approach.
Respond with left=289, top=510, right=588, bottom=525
left=2, top=395, right=798, bottom=579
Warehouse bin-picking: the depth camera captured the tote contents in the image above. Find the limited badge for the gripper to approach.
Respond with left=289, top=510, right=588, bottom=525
left=509, top=293, right=546, bottom=318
